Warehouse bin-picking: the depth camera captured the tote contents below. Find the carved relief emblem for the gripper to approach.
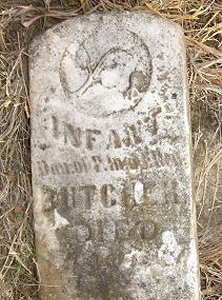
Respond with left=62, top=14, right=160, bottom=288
left=59, top=29, right=153, bottom=117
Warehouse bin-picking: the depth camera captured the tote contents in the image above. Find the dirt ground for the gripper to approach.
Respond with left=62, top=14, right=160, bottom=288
left=0, top=1, right=222, bottom=299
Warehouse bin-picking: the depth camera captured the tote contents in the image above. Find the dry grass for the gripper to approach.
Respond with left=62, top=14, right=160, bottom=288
left=0, top=0, right=222, bottom=299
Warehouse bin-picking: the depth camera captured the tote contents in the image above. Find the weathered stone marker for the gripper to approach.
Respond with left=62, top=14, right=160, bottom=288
left=30, top=12, right=200, bottom=300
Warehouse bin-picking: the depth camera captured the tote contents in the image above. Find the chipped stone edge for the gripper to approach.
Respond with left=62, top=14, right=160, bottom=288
left=179, top=25, right=201, bottom=300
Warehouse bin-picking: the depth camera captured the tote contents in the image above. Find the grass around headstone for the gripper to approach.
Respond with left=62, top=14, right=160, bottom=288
left=0, top=0, right=222, bottom=299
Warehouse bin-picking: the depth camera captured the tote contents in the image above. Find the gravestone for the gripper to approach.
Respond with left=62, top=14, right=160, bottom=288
left=29, top=12, right=200, bottom=300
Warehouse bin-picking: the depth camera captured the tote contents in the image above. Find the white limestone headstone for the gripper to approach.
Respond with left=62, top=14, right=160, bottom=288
left=29, top=12, right=200, bottom=300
